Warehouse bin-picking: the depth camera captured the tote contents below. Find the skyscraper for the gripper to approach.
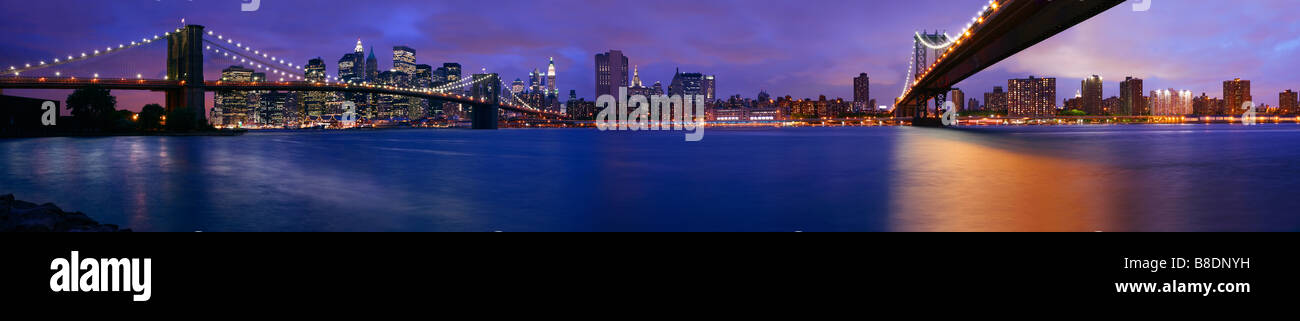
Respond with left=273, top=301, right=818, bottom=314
left=393, top=46, right=416, bottom=76
left=1149, top=89, right=1193, bottom=115
left=594, top=50, right=629, bottom=99
left=304, top=58, right=328, bottom=117
left=1081, top=75, right=1103, bottom=115
left=669, top=68, right=706, bottom=97
left=1223, top=78, right=1252, bottom=115
left=414, top=64, right=434, bottom=118
left=528, top=69, right=541, bottom=93
left=1281, top=90, right=1298, bottom=115
left=546, top=57, right=557, bottom=96
left=703, top=75, right=716, bottom=102
left=350, top=39, right=365, bottom=82
left=1120, top=77, right=1144, bottom=116
left=1007, top=76, right=1055, bottom=117
left=853, top=73, right=870, bottom=105
left=338, top=54, right=359, bottom=83
left=443, top=63, right=462, bottom=83
left=628, top=65, right=658, bottom=97
left=511, top=79, right=526, bottom=94
left=949, top=89, right=965, bottom=112
left=216, top=65, right=255, bottom=126
left=365, top=46, right=378, bottom=83
left=305, top=58, right=326, bottom=82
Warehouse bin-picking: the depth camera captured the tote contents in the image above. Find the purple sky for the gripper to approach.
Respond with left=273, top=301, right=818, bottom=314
left=2, top=0, right=1299, bottom=112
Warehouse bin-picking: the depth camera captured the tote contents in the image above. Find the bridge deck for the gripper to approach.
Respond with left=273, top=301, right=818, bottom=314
left=0, top=77, right=563, bottom=117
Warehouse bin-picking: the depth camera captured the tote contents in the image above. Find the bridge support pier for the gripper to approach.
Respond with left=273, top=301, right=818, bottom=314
left=472, top=104, right=499, bottom=129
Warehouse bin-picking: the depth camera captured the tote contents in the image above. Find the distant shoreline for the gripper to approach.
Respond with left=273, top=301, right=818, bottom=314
left=1, top=129, right=246, bottom=139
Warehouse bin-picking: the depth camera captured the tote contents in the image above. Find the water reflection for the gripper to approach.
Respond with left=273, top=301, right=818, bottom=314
left=2, top=125, right=1299, bottom=231
left=889, top=127, right=1121, bottom=231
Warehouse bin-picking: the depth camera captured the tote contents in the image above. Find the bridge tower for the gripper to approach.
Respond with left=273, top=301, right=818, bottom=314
left=166, top=25, right=206, bottom=126
left=470, top=73, right=500, bottom=129
left=902, top=31, right=951, bottom=119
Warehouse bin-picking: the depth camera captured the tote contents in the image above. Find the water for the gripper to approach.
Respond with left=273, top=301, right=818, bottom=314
left=3, top=125, right=1299, bottom=232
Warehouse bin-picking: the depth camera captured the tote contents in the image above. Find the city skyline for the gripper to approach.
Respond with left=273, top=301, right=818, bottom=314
left=1, top=0, right=1299, bottom=111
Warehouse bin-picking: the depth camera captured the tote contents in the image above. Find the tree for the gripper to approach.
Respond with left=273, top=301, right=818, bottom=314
left=165, top=107, right=197, bottom=132
left=138, top=104, right=165, bottom=131
left=1060, top=109, right=1088, bottom=116
left=107, top=110, right=136, bottom=132
left=65, top=86, right=117, bottom=130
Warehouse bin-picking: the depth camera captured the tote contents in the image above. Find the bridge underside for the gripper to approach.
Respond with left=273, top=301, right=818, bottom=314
left=897, top=0, right=1126, bottom=121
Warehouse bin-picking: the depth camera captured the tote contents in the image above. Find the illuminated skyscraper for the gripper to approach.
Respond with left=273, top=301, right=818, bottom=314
left=393, top=46, right=416, bottom=76
left=1281, top=90, right=1298, bottom=115
left=1149, top=89, right=1193, bottom=115
left=511, top=78, right=525, bottom=94
left=669, top=68, right=703, bottom=97
left=216, top=65, right=255, bottom=126
left=984, top=86, right=1006, bottom=113
left=628, top=66, right=658, bottom=97
left=703, top=75, right=715, bottom=102
left=949, top=88, right=965, bottom=112
left=1081, top=75, right=1103, bottom=115
left=546, top=57, right=557, bottom=95
left=443, top=63, right=462, bottom=82
left=528, top=69, right=541, bottom=93
left=595, top=50, right=629, bottom=99
left=1223, top=78, right=1252, bottom=114
left=1007, top=76, right=1055, bottom=117
left=303, top=58, right=328, bottom=117
left=632, top=65, right=643, bottom=87
left=338, top=54, right=358, bottom=83
left=1119, top=77, right=1144, bottom=115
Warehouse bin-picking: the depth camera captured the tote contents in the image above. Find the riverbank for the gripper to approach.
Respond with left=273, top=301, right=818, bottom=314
left=0, top=194, right=129, bottom=232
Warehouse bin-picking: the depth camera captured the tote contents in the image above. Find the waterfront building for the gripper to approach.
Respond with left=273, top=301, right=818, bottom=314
left=1223, top=78, right=1252, bottom=115
left=854, top=73, right=870, bottom=106
left=950, top=88, right=965, bottom=112
left=1119, top=77, right=1144, bottom=115
left=984, top=86, right=1007, bottom=113
left=1007, top=76, right=1056, bottom=117
left=303, top=58, right=328, bottom=117
left=216, top=65, right=255, bottom=126
left=1081, top=75, right=1104, bottom=115
left=1149, top=89, right=1193, bottom=116
left=1280, top=90, right=1297, bottom=115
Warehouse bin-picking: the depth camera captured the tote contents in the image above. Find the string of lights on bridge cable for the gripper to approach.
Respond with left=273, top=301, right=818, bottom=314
left=0, top=21, right=557, bottom=117
left=897, top=0, right=1001, bottom=105
left=5, top=27, right=182, bottom=77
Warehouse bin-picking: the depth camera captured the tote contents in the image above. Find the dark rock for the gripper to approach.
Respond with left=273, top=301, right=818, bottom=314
left=0, top=194, right=130, bottom=232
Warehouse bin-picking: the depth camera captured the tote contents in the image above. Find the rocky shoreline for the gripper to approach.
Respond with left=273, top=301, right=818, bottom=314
left=0, top=194, right=129, bottom=232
